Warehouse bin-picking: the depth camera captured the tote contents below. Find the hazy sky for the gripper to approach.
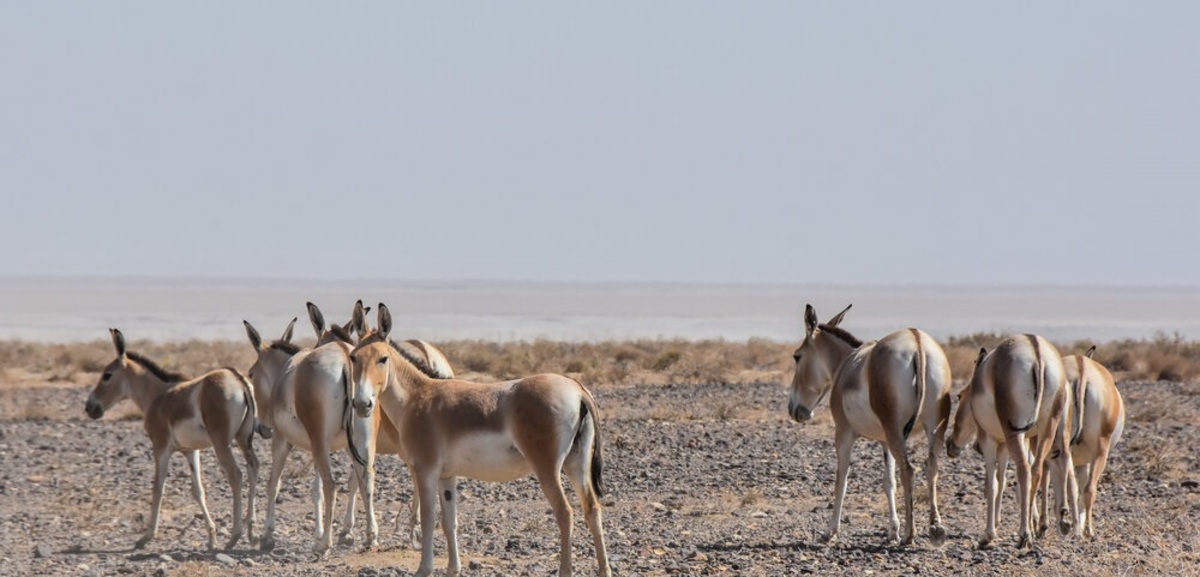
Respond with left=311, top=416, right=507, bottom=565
left=2, top=3, right=1197, bottom=286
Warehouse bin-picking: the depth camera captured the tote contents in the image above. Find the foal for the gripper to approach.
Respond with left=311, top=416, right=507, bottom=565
left=350, top=303, right=610, bottom=577
left=85, top=329, right=259, bottom=550
left=787, top=304, right=952, bottom=546
left=947, top=334, right=1077, bottom=548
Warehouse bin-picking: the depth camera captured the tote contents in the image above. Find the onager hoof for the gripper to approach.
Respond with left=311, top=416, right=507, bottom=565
left=1059, top=518, right=1073, bottom=536
left=929, top=524, right=948, bottom=547
left=1017, top=531, right=1033, bottom=549
left=821, top=531, right=839, bottom=545
left=259, top=535, right=276, bottom=552
left=338, top=531, right=355, bottom=546
left=133, top=535, right=153, bottom=550
left=224, top=530, right=243, bottom=551
left=312, top=540, right=331, bottom=558
left=977, top=536, right=993, bottom=550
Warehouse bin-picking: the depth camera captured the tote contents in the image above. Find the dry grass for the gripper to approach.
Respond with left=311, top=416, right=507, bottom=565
left=2, top=333, right=1198, bottom=400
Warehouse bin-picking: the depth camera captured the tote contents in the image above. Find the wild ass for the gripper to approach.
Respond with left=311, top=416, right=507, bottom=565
left=84, top=329, right=260, bottom=550
left=787, top=304, right=952, bottom=546
left=257, top=301, right=367, bottom=555
left=244, top=310, right=454, bottom=549
left=946, top=334, right=1078, bottom=548
left=1055, top=346, right=1125, bottom=538
left=350, top=303, right=610, bottom=577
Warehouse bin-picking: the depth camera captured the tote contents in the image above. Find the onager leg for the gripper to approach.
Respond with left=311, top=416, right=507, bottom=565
left=1083, top=438, right=1113, bottom=538
left=261, top=437, right=292, bottom=551
left=565, top=446, right=611, bottom=577
left=185, top=450, right=219, bottom=549
left=135, top=447, right=172, bottom=549
left=533, top=462, right=575, bottom=577
left=237, top=430, right=260, bottom=546
left=413, top=470, right=439, bottom=577
left=825, top=425, right=858, bottom=543
left=925, top=415, right=948, bottom=546
left=1006, top=432, right=1034, bottom=549
left=978, top=437, right=1000, bottom=549
left=210, top=441, right=245, bottom=550
left=439, top=477, right=461, bottom=577
left=882, top=446, right=900, bottom=543
left=339, top=469, right=359, bottom=545
left=883, top=433, right=917, bottom=545
left=309, top=444, right=338, bottom=556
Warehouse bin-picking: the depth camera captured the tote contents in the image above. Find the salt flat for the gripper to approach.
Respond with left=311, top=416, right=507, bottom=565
left=1, top=276, right=1198, bottom=343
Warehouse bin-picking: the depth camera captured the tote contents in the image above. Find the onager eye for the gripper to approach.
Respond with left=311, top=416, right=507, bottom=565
left=377, top=357, right=388, bottom=365
left=792, top=353, right=802, bottom=362
left=102, top=372, right=112, bottom=381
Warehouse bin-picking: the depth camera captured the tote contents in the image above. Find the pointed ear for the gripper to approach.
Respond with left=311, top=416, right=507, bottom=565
left=1085, top=345, right=1096, bottom=359
left=377, top=302, right=392, bottom=339
left=976, top=347, right=988, bottom=365
left=306, top=302, right=325, bottom=337
left=804, top=304, right=819, bottom=336
left=352, top=300, right=367, bottom=335
left=244, top=320, right=264, bottom=351
left=110, top=328, right=127, bottom=358
left=281, top=317, right=297, bottom=343
left=826, top=304, right=852, bottom=328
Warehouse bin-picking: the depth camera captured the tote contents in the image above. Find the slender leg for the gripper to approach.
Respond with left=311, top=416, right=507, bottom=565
left=185, top=450, right=219, bottom=549
left=882, top=447, right=900, bottom=543
left=414, top=470, right=439, bottom=577
left=439, top=477, right=461, bottom=577
left=135, top=447, right=172, bottom=549
left=261, top=437, right=292, bottom=551
left=994, top=445, right=1008, bottom=526
left=238, top=432, right=260, bottom=546
left=979, top=437, right=999, bottom=549
left=565, top=450, right=611, bottom=577
left=358, top=460, right=378, bottom=549
left=339, top=467, right=360, bottom=545
left=926, top=424, right=947, bottom=546
left=533, top=464, right=575, bottom=577
left=210, top=443, right=244, bottom=550
left=311, top=471, right=324, bottom=542
left=884, top=434, right=916, bottom=546
left=1007, top=433, right=1034, bottom=549
left=310, top=449, right=337, bottom=556
left=825, top=425, right=857, bottom=543
left=1084, top=439, right=1113, bottom=539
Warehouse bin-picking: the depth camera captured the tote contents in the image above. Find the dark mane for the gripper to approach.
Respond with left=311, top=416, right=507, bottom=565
left=818, top=324, right=863, bottom=348
left=327, top=324, right=353, bottom=344
left=269, top=340, right=301, bottom=355
left=388, top=339, right=448, bottom=380
left=126, top=351, right=189, bottom=383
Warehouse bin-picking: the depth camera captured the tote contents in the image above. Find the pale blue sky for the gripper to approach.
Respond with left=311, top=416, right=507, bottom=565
left=2, top=3, right=1197, bottom=285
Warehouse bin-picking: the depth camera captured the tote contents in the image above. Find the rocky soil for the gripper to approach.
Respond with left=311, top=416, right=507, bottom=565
left=2, top=378, right=1199, bottom=576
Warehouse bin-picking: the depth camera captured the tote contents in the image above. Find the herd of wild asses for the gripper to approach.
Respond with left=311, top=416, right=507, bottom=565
left=82, top=301, right=1124, bottom=577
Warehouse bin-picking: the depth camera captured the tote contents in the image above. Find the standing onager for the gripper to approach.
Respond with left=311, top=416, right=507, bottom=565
left=84, top=329, right=260, bottom=550
left=257, top=302, right=368, bottom=555
left=787, top=304, right=952, bottom=546
left=1055, top=346, right=1125, bottom=538
left=946, top=334, right=1077, bottom=548
left=244, top=308, right=455, bottom=550
left=350, top=303, right=610, bottom=577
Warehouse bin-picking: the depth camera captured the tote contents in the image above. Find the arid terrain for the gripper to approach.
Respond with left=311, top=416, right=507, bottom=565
left=1, top=339, right=1199, bottom=576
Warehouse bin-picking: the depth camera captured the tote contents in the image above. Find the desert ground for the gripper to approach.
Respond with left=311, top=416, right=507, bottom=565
left=1, top=338, right=1199, bottom=576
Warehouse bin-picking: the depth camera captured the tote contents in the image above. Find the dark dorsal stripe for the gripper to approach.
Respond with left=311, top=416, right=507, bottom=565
left=817, top=324, right=863, bottom=348
left=388, top=339, right=448, bottom=380
left=327, top=324, right=353, bottom=344
left=126, top=351, right=188, bottom=384
left=269, top=340, right=301, bottom=355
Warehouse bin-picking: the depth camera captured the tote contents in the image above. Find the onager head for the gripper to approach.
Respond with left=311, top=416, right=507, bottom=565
left=946, top=347, right=988, bottom=458
left=787, top=303, right=856, bottom=423
left=350, top=303, right=395, bottom=419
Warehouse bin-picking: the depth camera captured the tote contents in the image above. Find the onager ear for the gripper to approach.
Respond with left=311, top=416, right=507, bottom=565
left=351, top=300, right=367, bottom=336
left=281, top=317, right=298, bottom=343
left=826, top=304, right=852, bottom=328
left=1085, top=345, right=1097, bottom=359
left=244, top=320, right=264, bottom=351
left=976, top=347, right=988, bottom=365
left=804, top=304, right=819, bottom=336
left=306, top=302, right=326, bottom=338
left=110, top=328, right=127, bottom=358
left=377, top=302, right=393, bottom=339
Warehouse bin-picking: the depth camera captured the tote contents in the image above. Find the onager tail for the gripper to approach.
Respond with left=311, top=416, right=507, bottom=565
left=233, top=369, right=260, bottom=445
left=905, top=328, right=926, bottom=439
left=578, top=390, right=606, bottom=499
left=343, top=365, right=368, bottom=467
left=1070, top=355, right=1087, bottom=446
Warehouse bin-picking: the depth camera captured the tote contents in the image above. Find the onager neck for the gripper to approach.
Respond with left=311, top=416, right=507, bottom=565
left=126, top=364, right=177, bottom=415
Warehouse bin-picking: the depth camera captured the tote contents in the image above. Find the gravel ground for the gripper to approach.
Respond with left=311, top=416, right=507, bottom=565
left=2, top=379, right=1199, bottom=576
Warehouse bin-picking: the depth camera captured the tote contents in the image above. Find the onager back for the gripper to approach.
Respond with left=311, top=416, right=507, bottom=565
left=787, top=304, right=952, bottom=546
left=84, top=329, right=260, bottom=550
left=947, top=334, right=1077, bottom=548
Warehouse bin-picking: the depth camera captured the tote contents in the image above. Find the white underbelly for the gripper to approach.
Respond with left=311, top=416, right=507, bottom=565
left=443, top=432, right=531, bottom=482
